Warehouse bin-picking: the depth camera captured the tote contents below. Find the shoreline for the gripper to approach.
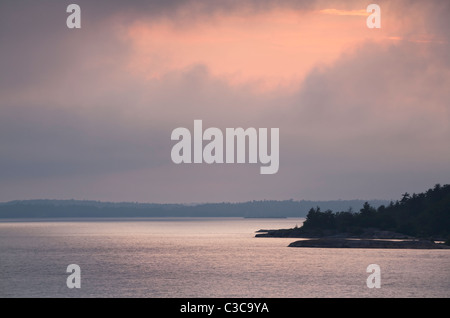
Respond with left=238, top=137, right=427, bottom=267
left=287, top=238, right=450, bottom=249
left=255, top=229, right=450, bottom=249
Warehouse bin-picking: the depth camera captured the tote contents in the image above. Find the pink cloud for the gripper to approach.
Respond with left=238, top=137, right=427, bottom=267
left=124, top=7, right=383, bottom=93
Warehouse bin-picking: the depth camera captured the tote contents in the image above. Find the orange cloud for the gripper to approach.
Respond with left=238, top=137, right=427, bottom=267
left=319, top=9, right=368, bottom=16
left=125, top=8, right=384, bottom=93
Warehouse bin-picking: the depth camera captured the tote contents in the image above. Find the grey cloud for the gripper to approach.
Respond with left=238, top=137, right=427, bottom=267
left=277, top=39, right=450, bottom=199
left=0, top=57, right=282, bottom=183
left=1, top=0, right=449, bottom=202
left=0, top=102, right=169, bottom=180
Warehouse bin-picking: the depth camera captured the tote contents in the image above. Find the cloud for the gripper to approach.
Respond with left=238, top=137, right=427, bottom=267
left=0, top=0, right=449, bottom=202
left=279, top=41, right=450, bottom=199
left=319, top=9, right=368, bottom=16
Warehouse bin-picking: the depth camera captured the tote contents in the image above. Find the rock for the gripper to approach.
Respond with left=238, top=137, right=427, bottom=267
left=288, top=238, right=450, bottom=249
left=255, top=227, right=415, bottom=239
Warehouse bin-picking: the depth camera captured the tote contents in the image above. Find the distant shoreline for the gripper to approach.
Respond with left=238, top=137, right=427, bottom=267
left=0, top=216, right=301, bottom=223
left=0, top=199, right=389, bottom=218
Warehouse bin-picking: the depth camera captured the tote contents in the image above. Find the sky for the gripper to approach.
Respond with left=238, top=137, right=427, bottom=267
left=0, top=0, right=449, bottom=203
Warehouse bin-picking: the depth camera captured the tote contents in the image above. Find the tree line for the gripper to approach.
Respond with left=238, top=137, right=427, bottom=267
left=0, top=199, right=387, bottom=218
left=301, top=184, right=450, bottom=240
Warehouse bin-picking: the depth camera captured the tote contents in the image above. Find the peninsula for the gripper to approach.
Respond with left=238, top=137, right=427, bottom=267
left=256, top=184, right=450, bottom=249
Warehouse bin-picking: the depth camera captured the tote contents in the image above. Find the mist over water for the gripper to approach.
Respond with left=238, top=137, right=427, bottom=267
left=0, top=218, right=449, bottom=298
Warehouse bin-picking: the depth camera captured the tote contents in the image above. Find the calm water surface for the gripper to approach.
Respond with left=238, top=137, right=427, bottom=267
left=0, top=218, right=449, bottom=298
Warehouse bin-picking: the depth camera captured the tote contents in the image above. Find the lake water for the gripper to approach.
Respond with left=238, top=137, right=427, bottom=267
left=0, top=218, right=449, bottom=298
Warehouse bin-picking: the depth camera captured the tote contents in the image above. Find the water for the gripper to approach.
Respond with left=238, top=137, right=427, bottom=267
left=0, top=218, right=449, bottom=298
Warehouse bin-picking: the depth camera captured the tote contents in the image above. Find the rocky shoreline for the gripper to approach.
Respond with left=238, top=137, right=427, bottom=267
left=255, top=228, right=415, bottom=239
left=287, top=238, right=449, bottom=249
left=255, top=228, right=449, bottom=249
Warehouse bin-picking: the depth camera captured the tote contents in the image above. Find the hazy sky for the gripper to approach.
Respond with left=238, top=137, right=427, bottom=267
left=1, top=0, right=449, bottom=203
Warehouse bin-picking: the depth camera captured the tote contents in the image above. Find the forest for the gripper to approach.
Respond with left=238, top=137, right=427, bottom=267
left=280, top=184, right=450, bottom=242
left=0, top=198, right=387, bottom=218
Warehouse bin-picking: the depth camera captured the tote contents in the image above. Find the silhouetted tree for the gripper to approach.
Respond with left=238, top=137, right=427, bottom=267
left=292, top=184, right=450, bottom=239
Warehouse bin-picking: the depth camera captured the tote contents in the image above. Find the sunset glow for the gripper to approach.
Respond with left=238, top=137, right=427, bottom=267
left=125, top=8, right=385, bottom=92
left=0, top=0, right=449, bottom=203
